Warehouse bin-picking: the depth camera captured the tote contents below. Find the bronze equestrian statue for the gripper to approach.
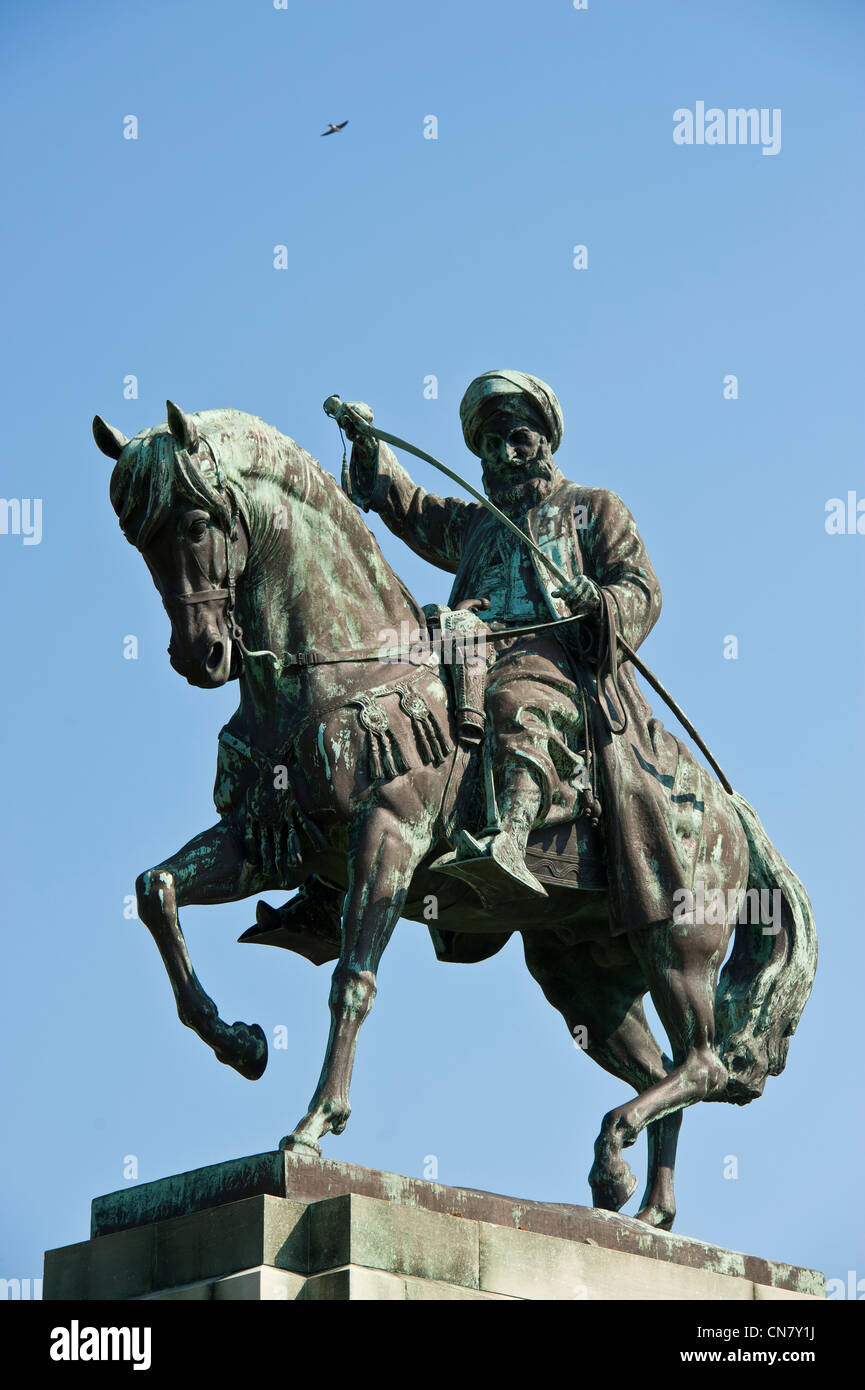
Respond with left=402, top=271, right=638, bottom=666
left=92, top=374, right=816, bottom=1231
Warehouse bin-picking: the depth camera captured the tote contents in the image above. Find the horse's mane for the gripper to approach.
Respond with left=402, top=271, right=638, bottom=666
left=109, top=408, right=338, bottom=549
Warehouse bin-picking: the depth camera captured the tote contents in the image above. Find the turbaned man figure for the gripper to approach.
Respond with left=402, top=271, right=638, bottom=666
left=341, top=370, right=702, bottom=929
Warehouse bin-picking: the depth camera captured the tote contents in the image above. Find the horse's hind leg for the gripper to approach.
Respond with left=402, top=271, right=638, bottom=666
left=639, top=1112, right=682, bottom=1230
left=522, top=931, right=681, bottom=1228
left=591, top=914, right=733, bottom=1209
left=136, top=820, right=269, bottom=1079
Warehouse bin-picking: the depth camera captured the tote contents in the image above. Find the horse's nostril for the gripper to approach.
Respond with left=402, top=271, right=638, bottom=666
left=206, top=642, right=224, bottom=671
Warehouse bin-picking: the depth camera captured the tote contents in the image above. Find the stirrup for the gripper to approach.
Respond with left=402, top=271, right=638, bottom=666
left=431, top=828, right=548, bottom=906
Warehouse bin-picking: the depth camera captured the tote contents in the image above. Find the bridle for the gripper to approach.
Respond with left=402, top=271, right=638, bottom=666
left=160, top=510, right=280, bottom=669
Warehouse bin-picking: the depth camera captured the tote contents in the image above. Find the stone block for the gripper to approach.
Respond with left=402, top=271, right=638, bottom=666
left=44, top=1224, right=155, bottom=1301
left=753, top=1282, right=821, bottom=1302
left=87, top=1149, right=823, bottom=1299
left=478, top=1221, right=756, bottom=1300
left=46, top=1195, right=307, bottom=1300
left=46, top=1152, right=825, bottom=1302
left=307, top=1193, right=479, bottom=1288
left=152, top=1194, right=307, bottom=1291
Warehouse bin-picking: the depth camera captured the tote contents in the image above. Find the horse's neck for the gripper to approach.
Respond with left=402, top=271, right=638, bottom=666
left=233, top=451, right=420, bottom=739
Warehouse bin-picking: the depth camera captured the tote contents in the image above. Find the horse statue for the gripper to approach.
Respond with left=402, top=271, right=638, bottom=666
left=93, top=401, right=816, bottom=1231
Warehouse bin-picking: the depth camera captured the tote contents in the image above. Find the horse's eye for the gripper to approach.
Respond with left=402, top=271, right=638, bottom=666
left=188, top=519, right=208, bottom=542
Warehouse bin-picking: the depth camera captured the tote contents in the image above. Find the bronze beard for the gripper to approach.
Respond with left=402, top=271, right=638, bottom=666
left=482, top=448, right=562, bottom=518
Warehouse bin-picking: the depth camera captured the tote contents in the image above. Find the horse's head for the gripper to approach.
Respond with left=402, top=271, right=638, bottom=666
left=94, top=402, right=250, bottom=688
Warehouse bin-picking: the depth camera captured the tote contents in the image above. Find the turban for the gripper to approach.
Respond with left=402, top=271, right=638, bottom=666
left=459, top=370, right=563, bottom=457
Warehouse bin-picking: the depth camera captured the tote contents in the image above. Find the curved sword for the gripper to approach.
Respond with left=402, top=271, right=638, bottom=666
left=323, top=394, right=733, bottom=793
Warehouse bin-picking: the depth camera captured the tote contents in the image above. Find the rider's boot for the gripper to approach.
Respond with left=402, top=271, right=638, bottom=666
left=238, top=877, right=343, bottom=965
left=432, top=763, right=548, bottom=904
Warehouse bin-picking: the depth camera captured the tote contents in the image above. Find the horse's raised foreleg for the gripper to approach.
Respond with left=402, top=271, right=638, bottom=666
left=281, top=805, right=428, bottom=1153
left=590, top=914, right=733, bottom=1210
left=136, top=820, right=270, bottom=1080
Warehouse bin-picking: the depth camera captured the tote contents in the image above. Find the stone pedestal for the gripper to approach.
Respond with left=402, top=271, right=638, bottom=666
left=44, top=1151, right=824, bottom=1301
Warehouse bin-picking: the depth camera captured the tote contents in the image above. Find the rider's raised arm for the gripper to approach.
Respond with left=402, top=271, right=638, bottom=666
left=581, top=489, right=662, bottom=652
left=344, top=435, right=481, bottom=574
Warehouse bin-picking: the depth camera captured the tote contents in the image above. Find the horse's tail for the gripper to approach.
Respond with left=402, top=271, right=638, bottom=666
left=711, top=791, right=817, bottom=1106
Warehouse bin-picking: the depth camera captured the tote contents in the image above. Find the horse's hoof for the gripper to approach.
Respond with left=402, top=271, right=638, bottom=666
left=635, top=1204, right=675, bottom=1231
left=218, top=1021, right=268, bottom=1080
left=279, top=1134, right=322, bottom=1157
left=589, top=1160, right=638, bottom=1213
left=238, top=1022, right=268, bottom=1080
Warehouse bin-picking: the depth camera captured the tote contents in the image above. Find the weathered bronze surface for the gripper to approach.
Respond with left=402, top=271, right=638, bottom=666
left=93, top=373, right=816, bottom=1230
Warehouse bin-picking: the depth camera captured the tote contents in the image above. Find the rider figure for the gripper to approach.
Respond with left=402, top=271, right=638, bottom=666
left=340, top=369, right=660, bottom=903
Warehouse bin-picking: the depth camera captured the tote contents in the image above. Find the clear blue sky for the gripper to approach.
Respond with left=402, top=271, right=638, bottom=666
left=1, top=0, right=862, bottom=1293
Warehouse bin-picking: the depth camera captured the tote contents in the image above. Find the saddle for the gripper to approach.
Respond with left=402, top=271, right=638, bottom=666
left=424, top=601, right=606, bottom=889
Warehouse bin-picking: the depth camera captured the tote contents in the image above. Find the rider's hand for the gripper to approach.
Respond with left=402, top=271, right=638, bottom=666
left=339, top=400, right=379, bottom=510
left=552, top=575, right=602, bottom=618
left=454, top=597, right=491, bottom=613
left=339, top=401, right=375, bottom=449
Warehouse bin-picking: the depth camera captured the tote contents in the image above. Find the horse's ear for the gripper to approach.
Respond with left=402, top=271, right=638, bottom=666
left=92, top=415, right=128, bottom=459
left=166, top=400, right=199, bottom=452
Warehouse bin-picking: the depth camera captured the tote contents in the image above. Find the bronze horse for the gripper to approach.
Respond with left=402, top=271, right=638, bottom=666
left=93, top=402, right=816, bottom=1230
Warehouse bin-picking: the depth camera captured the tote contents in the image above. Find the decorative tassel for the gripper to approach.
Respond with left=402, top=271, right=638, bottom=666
left=396, top=685, right=452, bottom=767
left=368, top=731, right=383, bottom=781
left=412, top=718, right=435, bottom=765
left=355, top=695, right=406, bottom=783
left=383, top=731, right=406, bottom=780
left=353, top=683, right=451, bottom=783
left=425, top=710, right=452, bottom=764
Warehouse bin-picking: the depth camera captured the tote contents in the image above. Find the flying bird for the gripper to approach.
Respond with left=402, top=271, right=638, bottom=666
left=321, top=120, right=349, bottom=136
